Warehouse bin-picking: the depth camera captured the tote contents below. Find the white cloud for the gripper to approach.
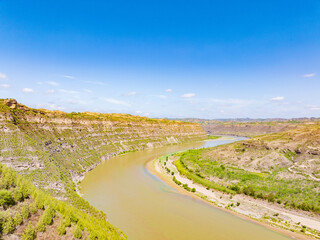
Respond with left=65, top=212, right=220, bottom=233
left=302, top=73, right=315, bottom=78
left=83, top=80, right=106, bottom=86
left=36, top=82, right=43, bottom=85
left=63, top=75, right=75, bottom=79
left=0, top=72, right=7, bottom=79
left=270, top=96, right=284, bottom=101
left=49, top=104, right=65, bottom=110
left=45, top=89, right=55, bottom=94
left=0, top=84, right=10, bottom=88
left=23, top=88, right=34, bottom=93
left=135, top=110, right=143, bottom=114
left=59, top=89, right=79, bottom=94
left=37, top=103, right=65, bottom=111
left=46, top=81, right=59, bottom=86
left=310, top=107, right=320, bottom=110
left=83, top=89, right=92, bottom=93
left=101, top=97, right=130, bottom=106
left=165, top=89, right=172, bottom=92
left=181, top=93, right=195, bottom=98
left=159, top=95, right=167, bottom=99
left=123, top=91, right=137, bottom=96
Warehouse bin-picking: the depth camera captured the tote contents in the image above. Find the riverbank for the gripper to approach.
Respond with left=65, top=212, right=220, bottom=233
left=147, top=152, right=320, bottom=240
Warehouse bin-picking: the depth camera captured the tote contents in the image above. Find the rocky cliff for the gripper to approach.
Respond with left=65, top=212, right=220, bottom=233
left=203, top=122, right=299, bottom=137
left=184, top=119, right=305, bottom=137
left=0, top=99, right=205, bottom=213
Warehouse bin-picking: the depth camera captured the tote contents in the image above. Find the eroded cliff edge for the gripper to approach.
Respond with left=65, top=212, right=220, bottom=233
left=0, top=99, right=206, bottom=212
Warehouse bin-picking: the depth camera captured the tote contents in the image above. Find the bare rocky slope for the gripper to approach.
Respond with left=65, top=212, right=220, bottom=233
left=0, top=99, right=205, bottom=238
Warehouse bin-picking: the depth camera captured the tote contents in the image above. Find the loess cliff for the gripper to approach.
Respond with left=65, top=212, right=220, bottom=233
left=183, top=119, right=314, bottom=137
left=0, top=98, right=205, bottom=238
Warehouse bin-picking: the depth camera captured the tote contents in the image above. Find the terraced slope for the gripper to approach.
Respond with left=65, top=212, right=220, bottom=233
left=0, top=99, right=206, bottom=238
left=184, top=119, right=318, bottom=137
left=0, top=163, right=125, bottom=239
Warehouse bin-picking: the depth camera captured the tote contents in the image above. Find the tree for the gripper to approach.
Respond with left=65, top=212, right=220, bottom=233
left=21, top=204, right=30, bottom=219
left=73, top=224, right=82, bottom=239
left=21, top=222, right=36, bottom=240
left=13, top=213, right=23, bottom=226
left=57, top=220, right=66, bottom=235
left=2, top=216, right=15, bottom=234
left=0, top=189, right=14, bottom=208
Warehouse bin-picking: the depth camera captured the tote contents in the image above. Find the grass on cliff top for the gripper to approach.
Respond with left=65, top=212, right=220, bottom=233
left=0, top=99, right=197, bottom=125
left=174, top=148, right=320, bottom=214
left=207, top=135, right=221, bottom=140
left=0, top=163, right=126, bottom=239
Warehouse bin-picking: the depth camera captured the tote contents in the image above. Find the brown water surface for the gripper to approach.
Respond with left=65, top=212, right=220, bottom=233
left=80, top=137, right=293, bottom=240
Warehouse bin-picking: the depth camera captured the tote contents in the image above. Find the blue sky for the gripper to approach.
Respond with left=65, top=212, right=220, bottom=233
left=0, top=1, right=320, bottom=119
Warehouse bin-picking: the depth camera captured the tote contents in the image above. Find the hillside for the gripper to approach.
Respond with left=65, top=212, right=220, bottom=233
left=0, top=99, right=206, bottom=238
left=183, top=118, right=319, bottom=137
left=0, top=163, right=125, bottom=239
left=165, top=123, right=320, bottom=237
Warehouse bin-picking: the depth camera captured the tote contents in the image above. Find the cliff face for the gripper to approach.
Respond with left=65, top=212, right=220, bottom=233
left=181, top=118, right=320, bottom=137
left=0, top=99, right=205, bottom=207
left=203, top=122, right=298, bottom=137
left=202, top=123, right=320, bottom=177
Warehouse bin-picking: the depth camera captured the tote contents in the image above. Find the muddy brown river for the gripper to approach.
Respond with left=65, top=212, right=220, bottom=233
left=80, top=137, right=293, bottom=240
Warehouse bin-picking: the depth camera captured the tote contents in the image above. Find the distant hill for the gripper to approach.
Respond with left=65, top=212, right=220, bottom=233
left=176, top=118, right=320, bottom=137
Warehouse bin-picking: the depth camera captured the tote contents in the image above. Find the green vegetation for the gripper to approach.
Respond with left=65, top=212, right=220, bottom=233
left=73, top=223, right=83, bottom=239
left=173, top=152, right=234, bottom=194
left=173, top=176, right=182, bottom=185
left=0, top=99, right=205, bottom=238
left=57, top=219, right=66, bottom=235
left=283, top=150, right=296, bottom=160
left=0, top=163, right=126, bottom=239
left=21, top=222, right=36, bottom=240
left=0, top=189, right=15, bottom=207
left=173, top=139, right=320, bottom=214
left=207, top=135, right=221, bottom=140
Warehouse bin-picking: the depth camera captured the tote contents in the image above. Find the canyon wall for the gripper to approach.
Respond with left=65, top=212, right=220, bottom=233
left=0, top=99, right=206, bottom=207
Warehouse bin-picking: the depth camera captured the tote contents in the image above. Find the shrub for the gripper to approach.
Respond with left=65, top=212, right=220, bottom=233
left=21, top=222, right=36, bottom=240
left=34, top=195, right=44, bottom=210
left=42, top=206, right=55, bottom=225
left=230, top=185, right=240, bottom=193
left=13, top=188, right=24, bottom=202
left=13, top=213, right=23, bottom=226
left=2, top=216, right=15, bottom=234
left=64, top=216, right=71, bottom=227
left=73, top=224, right=82, bottom=239
left=236, top=202, right=240, bottom=206
left=172, top=176, right=182, bottom=185
left=21, top=204, right=30, bottom=219
left=19, top=182, right=30, bottom=199
left=36, top=219, right=46, bottom=232
left=182, top=184, right=191, bottom=191
left=57, top=220, right=66, bottom=235
left=29, top=203, right=38, bottom=214
left=0, top=189, right=14, bottom=208
left=191, top=188, right=196, bottom=193
left=70, top=212, right=78, bottom=223
left=88, top=232, right=97, bottom=240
